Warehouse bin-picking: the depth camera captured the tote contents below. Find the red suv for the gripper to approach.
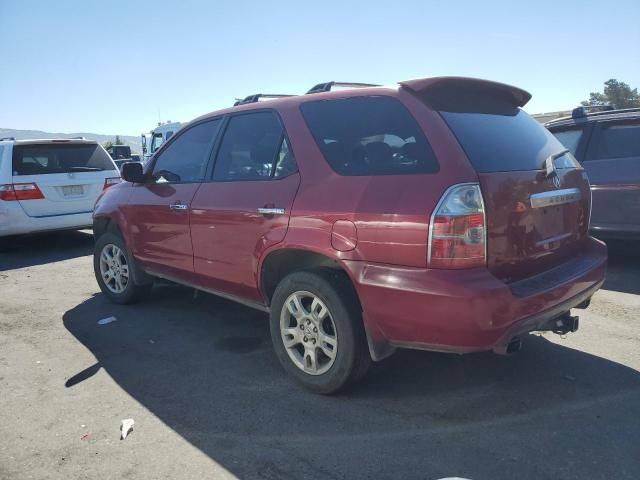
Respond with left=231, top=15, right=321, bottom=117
left=93, top=77, right=607, bottom=393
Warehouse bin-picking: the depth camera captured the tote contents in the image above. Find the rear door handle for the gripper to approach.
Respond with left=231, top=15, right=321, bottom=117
left=257, top=207, right=285, bottom=215
left=169, top=202, right=189, bottom=210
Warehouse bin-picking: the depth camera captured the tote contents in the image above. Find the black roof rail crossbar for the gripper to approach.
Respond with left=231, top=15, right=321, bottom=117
left=306, top=81, right=381, bottom=94
left=233, top=94, right=294, bottom=106
left=572, top=104, right=615, bottom=118
left=0, top=136, right=15, bottom=141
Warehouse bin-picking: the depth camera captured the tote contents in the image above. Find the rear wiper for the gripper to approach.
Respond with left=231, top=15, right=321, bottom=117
left=543, top=149, right=569, bottom=177
left=69, top=166, right=104, bottom=172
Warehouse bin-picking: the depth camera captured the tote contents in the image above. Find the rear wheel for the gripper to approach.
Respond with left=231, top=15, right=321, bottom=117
left=270, top=270, right=370, bottom=394
left=94, top=232, right=150, bottom=304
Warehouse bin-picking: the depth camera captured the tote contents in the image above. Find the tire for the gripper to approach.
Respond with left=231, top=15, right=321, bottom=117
left=94, top=232, right=150, bottom=304
left=270, top=269, right=371, bottom=394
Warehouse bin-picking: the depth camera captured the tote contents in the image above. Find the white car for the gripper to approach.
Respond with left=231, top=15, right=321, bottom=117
left=0, top=138, right=120, bottom=245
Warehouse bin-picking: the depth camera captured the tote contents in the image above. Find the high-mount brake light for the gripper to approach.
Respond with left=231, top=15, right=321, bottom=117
left=428, top=183, right=486, bottom=269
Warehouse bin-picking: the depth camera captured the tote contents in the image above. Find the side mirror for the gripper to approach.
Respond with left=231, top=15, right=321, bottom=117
left=121, top=162, right=145, bottom=183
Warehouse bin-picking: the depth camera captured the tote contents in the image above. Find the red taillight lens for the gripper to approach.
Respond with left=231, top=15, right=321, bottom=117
left=103, top=177, right=121, bottom=190
left=0, top=183, right=44, bottom=201
left=428, top=184, right=486, bottom=269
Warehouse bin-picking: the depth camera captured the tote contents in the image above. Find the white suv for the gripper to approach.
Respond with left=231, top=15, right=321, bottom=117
left=0, top=138, right=120, bottom=245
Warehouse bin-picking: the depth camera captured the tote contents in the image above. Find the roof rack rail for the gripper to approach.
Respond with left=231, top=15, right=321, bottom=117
left=306, top=81, right=381, bottom=94
left=0, top=136, right=15, bottom=141
left=70, top=136, right=86, bottom=140
left=572, top=104, right=615, bottom=118
left=233, top=94, right=294, bottom=106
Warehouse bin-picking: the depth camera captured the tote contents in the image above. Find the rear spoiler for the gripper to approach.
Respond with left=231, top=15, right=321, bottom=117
left=400, top=77, right=532, bottom=108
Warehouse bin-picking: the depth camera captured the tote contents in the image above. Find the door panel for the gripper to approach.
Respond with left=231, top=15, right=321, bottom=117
left=123, top=118, right=222, bottom=279
left=190, top=173, right=300, bottom=302
left=584, top=120, right=640, bottom=232
left=124, top=183, right=201, bottom=278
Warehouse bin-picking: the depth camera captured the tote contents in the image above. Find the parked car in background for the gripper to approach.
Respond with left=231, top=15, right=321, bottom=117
left=141, top=121, right=182, bottom=163
left=0, top=138, right=120, bottom=248
left=93, top=77, right=606, bottom=393
left=546, top=106, right=640, bottom=240
left=106, top=144, right=142, bottom=171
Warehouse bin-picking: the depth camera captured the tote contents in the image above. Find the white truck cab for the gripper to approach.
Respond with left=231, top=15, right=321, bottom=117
left=141, top=122, right=182, bottom=162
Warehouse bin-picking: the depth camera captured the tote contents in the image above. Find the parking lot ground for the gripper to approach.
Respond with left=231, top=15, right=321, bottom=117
left=1, top=231, right=639, bottom=480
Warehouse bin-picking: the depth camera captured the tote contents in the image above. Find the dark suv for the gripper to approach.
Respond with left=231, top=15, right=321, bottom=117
left=93, top=77, right=607, bottom=393
left=546, top=106, right=640, bottom=239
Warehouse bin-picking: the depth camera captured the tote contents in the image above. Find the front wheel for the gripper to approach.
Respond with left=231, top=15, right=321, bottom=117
left=270, top=270, right=370, bottom=394
left=94, top=232, right=150, bottom=304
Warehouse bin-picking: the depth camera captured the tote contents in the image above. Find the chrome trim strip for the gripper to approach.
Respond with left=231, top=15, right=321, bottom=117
left=530, top=188, right=581, bottom=208
left=257, top=207, right=285, bottom=215
left=146, top=269, right=270, bottom=312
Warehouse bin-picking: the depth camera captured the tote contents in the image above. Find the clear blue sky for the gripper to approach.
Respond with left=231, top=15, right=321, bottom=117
left=1, top=0, right=638, bottom=136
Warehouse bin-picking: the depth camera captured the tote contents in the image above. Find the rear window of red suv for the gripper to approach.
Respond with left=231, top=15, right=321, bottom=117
left=438, top=97, right=563, bottom=173
left=300, top=96, right=439, bottom=176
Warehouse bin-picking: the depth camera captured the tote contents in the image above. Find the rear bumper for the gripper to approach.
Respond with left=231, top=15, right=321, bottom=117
left=343, top=237, right=607, bottom=360
left=590, top=224, right=640, bottom=240
left=0, top=201, right=92, bottom=236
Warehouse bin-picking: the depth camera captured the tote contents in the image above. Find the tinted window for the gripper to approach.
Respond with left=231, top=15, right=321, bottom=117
left=300, top=96, right=439, bottom=175
left=593, top=122, right=640, bottom=159
left=552, top=128, right=583, bottom=156
left=440, top=102, right=565, bottom=172
left=152, top=119, right=220, bottom=183
left=213, top=112, right=291, bottom=181
left=12, top=144, right=116, bottom=176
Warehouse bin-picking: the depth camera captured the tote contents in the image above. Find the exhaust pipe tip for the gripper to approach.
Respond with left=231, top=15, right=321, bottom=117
left=494, top=337, right=522, bottom=355
left=506, top=337, right=522, bottom=354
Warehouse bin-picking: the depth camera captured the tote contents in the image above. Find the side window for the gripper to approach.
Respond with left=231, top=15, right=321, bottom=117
left=274, top=137, right=297, bottom=177
left=152, top=119, right=221, bottom=183
left=552, top=128, right=583, bottom=156
left=165, top=131, right=174, bottom=141
left=300, top=96, right=439, bottom=175
left=213, top=112, right=296, bottom=181
left=592, top=122, right=640, bottom=160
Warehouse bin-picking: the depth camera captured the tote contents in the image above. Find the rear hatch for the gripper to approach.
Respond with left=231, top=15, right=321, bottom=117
left=11, top=141, right=118, bottom=217
left=410, top=80, right=591, bottom=283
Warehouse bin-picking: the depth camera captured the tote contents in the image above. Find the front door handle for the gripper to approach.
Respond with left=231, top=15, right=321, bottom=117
left=169, top=202, right=189, bottom=211
left=257, top=207, right=285, bottom=215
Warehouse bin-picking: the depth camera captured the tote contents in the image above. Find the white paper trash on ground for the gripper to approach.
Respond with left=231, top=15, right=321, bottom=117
left=120, top=418, right=135, bottom=440
left=98, top=316, right=117, bottom=325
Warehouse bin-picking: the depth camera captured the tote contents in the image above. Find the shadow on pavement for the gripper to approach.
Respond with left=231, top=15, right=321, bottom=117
left=63, top=284, right=640, bottom=480
left=0, top=230, right=94, bottom=272
left=602, top=239, right=640, bottom=295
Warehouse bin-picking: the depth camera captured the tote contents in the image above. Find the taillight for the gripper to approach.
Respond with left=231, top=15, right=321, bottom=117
left=103, top=177, right=121, bottom=190
left=428, top=183, right=486, bottom=269
left=0, top=183, right=44, bottom=201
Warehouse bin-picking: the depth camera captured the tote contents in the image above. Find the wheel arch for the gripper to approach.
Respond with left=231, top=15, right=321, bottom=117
left=259, top=247, right=392, bottom=362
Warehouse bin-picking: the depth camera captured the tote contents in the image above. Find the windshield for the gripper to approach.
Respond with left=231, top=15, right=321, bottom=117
left=151, top=134, right=164, bottom=153
left=12, top=143, right=116, bottom=175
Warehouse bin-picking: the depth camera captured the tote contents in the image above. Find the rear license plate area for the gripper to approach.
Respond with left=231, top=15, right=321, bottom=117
left=62, top=185, right=84, bottom=196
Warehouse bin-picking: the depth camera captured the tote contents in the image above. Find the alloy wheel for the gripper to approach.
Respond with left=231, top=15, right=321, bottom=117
left=280, top=291, right=338, bottom=375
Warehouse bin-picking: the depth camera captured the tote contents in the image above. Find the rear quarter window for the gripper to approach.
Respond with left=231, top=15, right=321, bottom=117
left=300, top=96, right=439, bottom=176
left=592, top=121, right=640, bottom=159
left=551, top=128, right=584, bottom=156
left=439, top=100, right=565, bottom=173
left=12, top=144, right=116, bottom=175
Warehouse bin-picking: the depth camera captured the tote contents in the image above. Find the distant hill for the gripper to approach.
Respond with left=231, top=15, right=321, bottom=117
left=0, top=128, right=141, bottom=153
